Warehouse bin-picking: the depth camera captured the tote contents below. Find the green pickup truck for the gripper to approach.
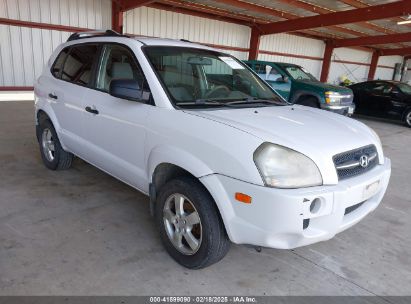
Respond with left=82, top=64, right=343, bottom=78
left=244, top=60, right=355, bottom=116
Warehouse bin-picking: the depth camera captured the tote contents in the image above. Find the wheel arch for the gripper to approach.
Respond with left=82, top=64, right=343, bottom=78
left=402, top=106, right=411, bottom=126
left=147, top=145, right=214, bottom=214
left=35, top=108, right=61, bottom=142
left=149, top=161, right=232, bottom=242
left=35, top=106, right=62, bottom=136
left=292, top=90, right=322, bottom=107
left=401, top=106, right=411, bottom=120
left=147, top=145, right=234, bottom=231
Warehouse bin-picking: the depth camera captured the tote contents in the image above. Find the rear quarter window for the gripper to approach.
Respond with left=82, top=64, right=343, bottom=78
left=51, top=48, right=70, bottom=78
left=61, top=44, right=99, bottom=86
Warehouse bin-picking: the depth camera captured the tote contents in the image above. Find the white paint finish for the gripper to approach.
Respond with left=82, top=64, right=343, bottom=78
left=203, top=161, right=390, bottom=248
left=123, top=6, right=251, bottom=48
left=0, top=0, right=111, bottom=86
left=34, top=36, right=391, bottom=251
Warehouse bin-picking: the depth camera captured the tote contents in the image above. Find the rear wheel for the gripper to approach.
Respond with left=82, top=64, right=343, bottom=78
left=156, top=177, right=230, bottom=269
left=404, top=109, right=411, bottom=128
left=296, top=96, right=319, bottom=108
left=38, top=119, right=73, bottom=170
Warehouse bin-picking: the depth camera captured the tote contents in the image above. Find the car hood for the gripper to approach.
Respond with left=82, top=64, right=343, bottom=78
left=185, top=105, right=383, bottom=184
left=299, top=81, right=353, bottom=94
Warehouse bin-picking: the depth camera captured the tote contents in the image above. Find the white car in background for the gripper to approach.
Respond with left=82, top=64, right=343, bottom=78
left=34, top=31, right=391, bottom=269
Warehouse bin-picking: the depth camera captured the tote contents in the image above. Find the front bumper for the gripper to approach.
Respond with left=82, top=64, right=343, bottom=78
left=200, top=158, right=391, bottom=249
left=321, top=103, right=355, bottom=116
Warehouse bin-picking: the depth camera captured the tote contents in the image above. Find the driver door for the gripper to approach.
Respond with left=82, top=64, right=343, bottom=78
left=368, top=82, right=391, bottom=116
left=81, top=43, right=152, bottom=191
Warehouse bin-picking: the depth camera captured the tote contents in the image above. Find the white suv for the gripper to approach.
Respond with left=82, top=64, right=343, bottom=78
left=35, top=31, right=391, bottom=269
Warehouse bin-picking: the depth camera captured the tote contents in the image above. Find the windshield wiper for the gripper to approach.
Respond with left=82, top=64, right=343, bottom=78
left=226, top=97, right=284, bottom=106
left=175, top=99, right=232, bottom=107
left=176, top=97, right=285, bottom=107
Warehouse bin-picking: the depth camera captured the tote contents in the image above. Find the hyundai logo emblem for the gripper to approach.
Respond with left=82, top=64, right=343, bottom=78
left=359, top=155, right=369, bottom=168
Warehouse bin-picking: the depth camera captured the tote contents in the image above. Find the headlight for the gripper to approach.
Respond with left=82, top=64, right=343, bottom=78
left=325, top=91, right=345, bottom=104
left=369, top=128, right=383, bottom=160
left=253, top=143, right=322, bottom=188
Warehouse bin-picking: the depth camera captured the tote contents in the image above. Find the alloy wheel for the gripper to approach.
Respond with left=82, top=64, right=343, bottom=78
left=406, top=111, right=411, bottom=126
left=163, top=193, right=202, bottom=255
left=42, top=128, right=55, bottom=162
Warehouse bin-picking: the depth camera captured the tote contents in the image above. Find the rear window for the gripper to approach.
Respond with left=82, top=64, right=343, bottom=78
left=61, top=44, right=99, bottom=86
left=51, top=48, right=69, bottom=78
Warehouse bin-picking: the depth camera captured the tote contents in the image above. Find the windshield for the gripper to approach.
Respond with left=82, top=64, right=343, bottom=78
left=397, top=82, right=411, bottom=95
left=284, top=65, right=317, bottom=81
left=144, top=46, right=284, bottom=108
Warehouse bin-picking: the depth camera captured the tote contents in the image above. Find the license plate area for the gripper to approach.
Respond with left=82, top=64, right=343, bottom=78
left=363, top=180, right=380, bottom=200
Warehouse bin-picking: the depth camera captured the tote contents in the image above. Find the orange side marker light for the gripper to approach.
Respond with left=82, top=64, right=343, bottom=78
left=235, top=192, right=252, bottom=204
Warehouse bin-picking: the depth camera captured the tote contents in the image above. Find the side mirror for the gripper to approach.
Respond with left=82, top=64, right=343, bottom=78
left=109, top=79, right=150, bottom=102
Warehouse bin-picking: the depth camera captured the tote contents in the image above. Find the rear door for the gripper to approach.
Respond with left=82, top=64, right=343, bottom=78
left=50, top=44, right=100, bottom=155
left=81, top=43, right=151, bottom=191
left=368, top=82, right=392, bottom=116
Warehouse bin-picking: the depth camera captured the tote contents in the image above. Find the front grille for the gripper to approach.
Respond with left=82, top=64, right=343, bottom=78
left=333, top=145, right=378, bottom=180
left=340, top=94, right=353, bottom=105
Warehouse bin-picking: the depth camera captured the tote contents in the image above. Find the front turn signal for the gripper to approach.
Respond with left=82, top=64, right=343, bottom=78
left=235, top=192, right=252, bottom=204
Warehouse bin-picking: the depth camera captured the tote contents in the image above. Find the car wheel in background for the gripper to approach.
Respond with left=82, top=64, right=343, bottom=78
left=404, top=109, right=411, bottom=128
left=296, top=96, right=319, bottom=108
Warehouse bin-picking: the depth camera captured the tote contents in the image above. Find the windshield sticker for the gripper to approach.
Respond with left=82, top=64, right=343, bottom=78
left=219, top=57, right=245, bottom=69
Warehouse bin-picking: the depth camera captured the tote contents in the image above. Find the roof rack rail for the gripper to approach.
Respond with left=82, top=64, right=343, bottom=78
left=67, top=30, right=128, bottom=42
left=180, top=39, right=191, bottom=43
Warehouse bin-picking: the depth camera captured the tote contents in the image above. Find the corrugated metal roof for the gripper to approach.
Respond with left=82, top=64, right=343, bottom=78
left=159, top=0, right=411, bottom=52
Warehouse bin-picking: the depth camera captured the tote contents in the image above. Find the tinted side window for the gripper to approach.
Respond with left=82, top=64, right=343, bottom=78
left=96, top=44, right=147, bottom=92
left=51, top=48, right=69, bottom=78
left=255, top=63, right=282, bottom=82
left=370, top=82, right=386, bottom=92
left=61, top=44, right=98, bottom=86
left=363, top=82, right=382, bottom=91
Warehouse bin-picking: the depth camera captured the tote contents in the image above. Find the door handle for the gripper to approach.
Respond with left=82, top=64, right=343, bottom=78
left=48, top=93, right=58, bottom=100
left=85, top=106, right=99, bottom=115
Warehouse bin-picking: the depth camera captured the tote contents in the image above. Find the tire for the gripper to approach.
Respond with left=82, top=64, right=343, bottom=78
left=296, top=96, right=320, bottom=108
left=38, top=119, right=73, bottom=170
left=404, top=109, right=411, bottom=128
left=155, top=177, right=230, bottom=269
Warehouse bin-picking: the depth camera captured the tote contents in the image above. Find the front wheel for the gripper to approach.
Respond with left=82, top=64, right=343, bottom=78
left=404, top=109, right=411, bottom=128
left=156, top=177, right=230, bottom=269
